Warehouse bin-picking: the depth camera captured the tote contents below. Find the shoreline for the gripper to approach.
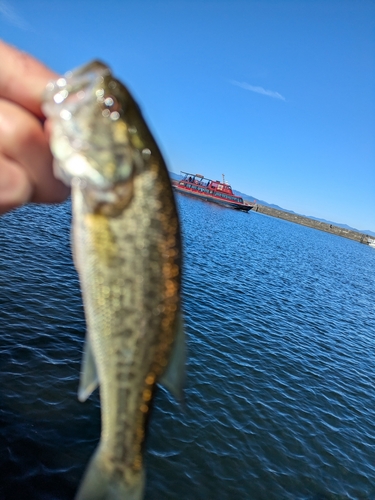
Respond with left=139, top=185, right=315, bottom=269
left=252, top=204, right=374, bottom=246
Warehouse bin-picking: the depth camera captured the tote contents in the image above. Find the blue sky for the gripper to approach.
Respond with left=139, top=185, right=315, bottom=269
left=1, top=0, right=374, bottom=231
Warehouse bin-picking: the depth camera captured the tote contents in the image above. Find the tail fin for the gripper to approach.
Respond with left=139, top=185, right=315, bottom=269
left=75, top=447, right=145, bottom=500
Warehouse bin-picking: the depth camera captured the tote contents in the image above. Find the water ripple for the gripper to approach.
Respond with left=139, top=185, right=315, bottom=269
left=0, top=197, right=375, bottom=499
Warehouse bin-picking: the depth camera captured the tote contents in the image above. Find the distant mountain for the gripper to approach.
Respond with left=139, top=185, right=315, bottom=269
left=232, top=189, right=284, bottom=210
left=169, top=171, right=375, bottom=237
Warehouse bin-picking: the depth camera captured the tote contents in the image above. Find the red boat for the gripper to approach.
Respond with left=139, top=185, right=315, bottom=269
left=172, top=172, right=255, bottom=212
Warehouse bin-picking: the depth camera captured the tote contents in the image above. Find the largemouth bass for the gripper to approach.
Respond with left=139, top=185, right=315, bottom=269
left=42, top=61, right=184, bottom=500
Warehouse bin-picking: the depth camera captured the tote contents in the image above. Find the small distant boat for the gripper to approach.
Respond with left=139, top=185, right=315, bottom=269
left=172, top=172, right=255, bottom=212
left=368, top=239, right=375, bottom=248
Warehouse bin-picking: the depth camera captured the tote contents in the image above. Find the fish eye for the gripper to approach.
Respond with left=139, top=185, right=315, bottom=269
left=101, top=94, right=121, bottom=114
left=104, top=97, right=115, bottom=107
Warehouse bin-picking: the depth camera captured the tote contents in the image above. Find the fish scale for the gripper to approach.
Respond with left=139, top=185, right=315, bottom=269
left=76, top=174, right=175, bottom=469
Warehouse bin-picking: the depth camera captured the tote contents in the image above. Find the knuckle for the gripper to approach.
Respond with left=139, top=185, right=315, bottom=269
left=0, top=99, right=43, bottom=153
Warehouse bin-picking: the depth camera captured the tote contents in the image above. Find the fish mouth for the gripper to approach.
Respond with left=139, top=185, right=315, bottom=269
left=44, top=60, right=137, bottom=215
left=44, top=61, right=134, bottom=193
left=43, top=60, right=124, bottom=127
left=43, top=60, right=111, bottom=109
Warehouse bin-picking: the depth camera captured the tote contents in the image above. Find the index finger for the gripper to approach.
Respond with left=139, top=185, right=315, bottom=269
left=0, top=40, right=58, bottom=118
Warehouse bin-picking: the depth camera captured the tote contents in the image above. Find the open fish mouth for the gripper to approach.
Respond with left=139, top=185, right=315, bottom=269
left=42, top=61, right=136, bottom=194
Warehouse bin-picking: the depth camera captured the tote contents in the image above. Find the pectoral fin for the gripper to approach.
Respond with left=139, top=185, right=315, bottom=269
left=78, top=334, right=99, bottom=402
left=159, top=312, right=186, bottom=402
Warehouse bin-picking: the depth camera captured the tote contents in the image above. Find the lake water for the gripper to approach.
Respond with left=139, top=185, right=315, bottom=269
left=0, top=194, right=374, bottom=500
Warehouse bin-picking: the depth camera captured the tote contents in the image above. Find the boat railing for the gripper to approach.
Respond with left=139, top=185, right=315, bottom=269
left=180, top=181, right=244, bottom=204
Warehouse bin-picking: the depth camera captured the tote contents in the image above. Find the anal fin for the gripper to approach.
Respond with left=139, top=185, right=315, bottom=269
left=78, top=334, right=99, bottom=402
left=159, top=311, right=186, bottom=402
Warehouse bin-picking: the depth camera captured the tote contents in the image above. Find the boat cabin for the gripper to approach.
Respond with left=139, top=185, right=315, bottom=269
left=180, top=172, right=244, bottom=202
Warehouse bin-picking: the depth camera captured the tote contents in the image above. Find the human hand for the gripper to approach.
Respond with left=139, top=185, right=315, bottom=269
left=0, top=40, right=70, bottom=214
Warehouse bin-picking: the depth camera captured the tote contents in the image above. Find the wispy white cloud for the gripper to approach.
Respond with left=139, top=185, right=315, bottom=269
left=230, top=80, right=286, bottom=101
left=0, top=1, right=31, bottom=30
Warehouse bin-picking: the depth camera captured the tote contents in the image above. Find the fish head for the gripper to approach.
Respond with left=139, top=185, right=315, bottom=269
left=43, top=60, right=142, bottom=214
